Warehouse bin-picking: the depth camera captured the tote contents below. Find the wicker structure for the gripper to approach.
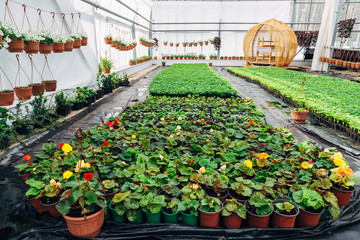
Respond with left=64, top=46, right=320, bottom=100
left=243, top=19, right=297, bottom=67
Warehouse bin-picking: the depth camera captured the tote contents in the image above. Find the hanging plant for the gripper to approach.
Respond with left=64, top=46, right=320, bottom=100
left=214, top=37, right=221, bottom=51
left=337, top=18, right=356, bottom=39
left=294, top=31, right=318, bottom=50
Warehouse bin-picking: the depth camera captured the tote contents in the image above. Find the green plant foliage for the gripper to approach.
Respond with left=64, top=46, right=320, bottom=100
left=150, top=64, right=237, bottom=97
left=221, top=199, right=246, bottom=218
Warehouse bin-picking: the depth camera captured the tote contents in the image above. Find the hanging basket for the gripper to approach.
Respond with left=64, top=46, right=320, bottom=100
left=39, top=43, right=52, bottom=54
left=53, top=42, right=65, bottom=53
left=64, top=41, right=74, bottom=52
left=15, top=86, right=32, bottom=100
left=24, top=41, right=40, bottom=54
left=8, top=38, right=24, bottom=52
left=81, top=37, right=88, bottom=46
left=73, top=39, right=81, bottom=49
left=29, top=83, right=45, bottom=96
left=42, top=80, right=57, bottom=92
left=0, top=90, right=15, bottom=106
left=104, top=38, right=112, bottom=45
left=110, top=41, right=117, bottom=48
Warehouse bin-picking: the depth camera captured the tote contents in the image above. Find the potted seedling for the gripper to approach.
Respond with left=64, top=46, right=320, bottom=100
left=291, top=77, right=309, bottom=123
left=271, top=199, right=299, bottom=228
left=221, top=199, right=246, bottom=228
left=198, top=196, right=222, bottom=228
left=157, top=184, right=181, bottom=202
left=161, top=61, right=166, bottom=67
left=229, top=177, right=253, bottom=203
left=100, top=57, right=114, bottom=73
left=179, top=199, right=200, bottom=226
left=245, top=197, right=273, bottom=228
left=162, top=198, right=185, bottom=224
left=163, top=41, right=168, bottom=46
left=140, top=192, right=166, bottom=223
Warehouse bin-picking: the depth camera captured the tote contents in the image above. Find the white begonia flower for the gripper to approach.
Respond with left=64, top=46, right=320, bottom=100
left=324, top=148, right=329, bottom=153
left=159, top=154, right=164, bottom=160
left=220, top=164, right=227, bottom=170
left=178, top=117, right=182, bottom=120
left=210, top=129, right=214, bottom=133
left=160, top=118, right=165, bottom=121
left=176, top=125, right=181, bottom=130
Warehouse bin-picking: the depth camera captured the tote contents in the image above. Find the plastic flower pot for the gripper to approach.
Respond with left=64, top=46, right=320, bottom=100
left=27, top=198, right=47, bottom=213
left=63, top=208, right=104, bottom=238
left=0, top=91, right=15, bottom=106
left=223, top=214, right=242, bottom=228
left=52, top=42, right=65, bottom=53
left=18, top=172, right=30, bottom=182
left=42, top=80, right=57, bottom=92
left=14, top=86, right=32, bottom=100
left=128, top=210, right=143, bottom=224
left=40, top=198, right=61, bottom=217
left=180, top=211, right=197, bottom=226
left=291, top=109, right=309, bottom=123
left=145, top=211, right=162, bottom=224
left=109, top=202, right=126, bottom=223
left=30, top=83, right=45, bottom=96
left=296, top=207, right=323, bottom=227
left=39, top=43, right=52, bottom=54
left=64, top=41, right=74, bottom=52
left=81, top=37, right=88, bottom=46
left=162, top=209, right=179, bottom=224
left=245, top=200, right=272, bottom=228
left=73, top=39, right=81, bottom=48
left=199, top=205, right=223, bottom=228
left=331, top=186, right=355, bottom=206
left=271, top=200, right=299, bottom=228
left=8, top=38, right=24, bottom=52
left=24, top=41, right=40, bottom=54
left=320, top=208, right=329, bottom=221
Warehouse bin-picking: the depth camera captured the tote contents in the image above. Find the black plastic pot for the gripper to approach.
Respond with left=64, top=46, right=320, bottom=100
left=71, top=102, right=84, bottom=110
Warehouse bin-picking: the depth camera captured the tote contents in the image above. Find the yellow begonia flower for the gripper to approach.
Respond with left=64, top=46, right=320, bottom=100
left=50, top=179, right=56, bottom=186
left=301, top=162, right=310, bottom=169
left=258, top=152, right=269, bottom=160
left=63, top=171, right=73, bottom=179
left=198, top=167, right=206, bottom=174
left=131, top=135, right=136, bottom=139
left=244, top=160, right=253, bottom=168
left=334, top=158, right=346, bottom=167
left=62, top=144, right=73, bottom=153
left=76, top=160, right=85, bottom=169
left=333, top=152, right=343, bottom=160
left=337, top=167, right=354, bottom=177
left=84, top=163, right=91, bottom=169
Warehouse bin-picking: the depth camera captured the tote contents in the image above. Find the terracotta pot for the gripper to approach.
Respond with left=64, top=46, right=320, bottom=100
left=232, top=57, right=236, bottom=60
left=164, top=42, right=168, bottom=46
left=176, top=44, right=180, bottom=47
left=53, top=42, right=65, bottom=53
left=63, top=208, right=104, bottom=238
left=331, top=186, right=355, bottom=206
left=103, top=68, right=111, bottom=73
left=223, top=214, right=242, bottom=228
left=291, top=109, right=309, bottom=123
left=42, top=80, right=57, bottom=92
left=236, top=57, right=240, bottom=60
left=182, top=44, right=186, bottom=47
left=15, top=87, right=32, bottom=100
left=162, top=62, right=165, bottom=67
left=320, top=57, right=325, bottom=62
left=170, top=43, right=173, bottom=47
left=351, top=62, right=356, bottom=69
left=30, top=83, right=45, bottom=96
left=24, top=41, right=40, bottom=54
left=271, top=200, right=299, bottom=228
left=0, top=91, right=15, bottom=106
left=18, top=172, right=30, bottom=182
left=209, top=63, right=213, bottom=66
left=356, top=63, right=360, bottom=70
left=73, top=39, right=81, bottom=48
left=81, top=37, right=88, bottom=46
left=245, top=200, right=272, bottom=228
left=110, top=41, right=117, bottom=48
left=198, top=206, right=222, bottom=228
left=335, top=60, right=340, bottom=65
left=205, top=42, right=209, bottom=45
left=296, top=207, right=323, bottom=227
left=40, top=199, right=61, bottom=217
left=154, top=57, right=158, bottom=60
left=39, top=43, right=52, bottom=54
left=64, top=41, right=74, bottom=52
left=8, top=38, right=24, bottom=52
left=27, top=198, right=47, bottom=213
left=104, top=38, right=112, bottom=44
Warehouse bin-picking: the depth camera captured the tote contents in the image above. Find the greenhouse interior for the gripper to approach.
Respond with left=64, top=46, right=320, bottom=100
left=1, top=0, right=360, bottom=239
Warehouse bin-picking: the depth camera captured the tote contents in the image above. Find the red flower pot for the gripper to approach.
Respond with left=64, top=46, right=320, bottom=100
left=8, top=38, right=24, bottom=52
left=40, top=199, right=61, bottom=217
left=331, top=186, right=355, bottom=206
left=291, top=109, right=309, bottom=123
left=39, top=43, right=52, bottom=54
left=104, top=38, right=112, bottom=44
left=0, top=91, right=15, bottom=106
left=53, top=42, right=65, bottom=53
left=81, top=37, right=88, bottom=46
left=209, top=63, right=213, bottom=66
left=42, top=80, right=57, bottom=92
left=271, top=200, right=299, bottom=228
left=24, top=41, right=40, bottom=54
left=62, top=208, right=104, bottom=238
left=223, top=214, right=242, bottom=228
left=27, top=198, right=47, bottom=213
left=296, top=207, right=323, bottom=227
left=29, top=83, right=45, bottom=96
left=245, top=200, right=272, bottom=228
left=15, top=87, right=32, bottom=100
left=73, top=39, right=81, bottom=49
left=198, top=207, right=222, bottom=228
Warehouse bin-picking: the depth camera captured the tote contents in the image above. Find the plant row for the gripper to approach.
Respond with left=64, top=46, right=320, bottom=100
left=149, top=64, right=237, bottom=97
left=129, top=56, right=152, bottom=65
left=158, top=55, right=245, bottom=60
left=15, top=95, right=357, bottom=237
left=104, top=35, right=137, bottom=51
left=320, top=57, right=360, bottom=70
left=227, top=67, right=360, bottom=133
left=0, top=21, right=87, bottom=54
left=163, top=39, right=214, bottom=47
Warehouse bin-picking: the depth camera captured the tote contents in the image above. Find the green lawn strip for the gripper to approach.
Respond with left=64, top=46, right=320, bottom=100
left=150, top=64, right=237, bottom=97
left=228, top=67, right=360, bottom=133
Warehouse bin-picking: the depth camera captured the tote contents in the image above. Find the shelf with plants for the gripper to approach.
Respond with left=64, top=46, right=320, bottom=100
left=129, top=56, right=152, bottom=66
left=227, top=67, right=360, bottom=137
left=149, top=64, right=237, bottom=97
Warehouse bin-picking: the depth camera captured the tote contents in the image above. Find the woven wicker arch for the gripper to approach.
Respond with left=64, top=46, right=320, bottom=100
left=243, top=19, right=297, bottom=67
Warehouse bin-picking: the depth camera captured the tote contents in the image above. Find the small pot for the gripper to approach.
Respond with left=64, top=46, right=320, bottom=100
left=27, top=198, right=47, bottom=213
left=180, top=211, right=197, bottom=226
left=30, top=83, right=45, bottom=96
left=245, top=200, right=272, bottom=228
left=8, top=38, right=24, bottom=52
left=223, top=214, right=242, bottom=228
left=40, top=198, right=61, bottom=217
left=296, top=207, right=323, bottom=227
left=331, top=185, right=355, bottom=206
left=162, top=209, right=179, bottom=224
left=62, top=208, right=104, bottom=238
left=198, top=205, right=222, bottom=228
left=0, top=91, right=15, bottom=106
left=145, top=211, right=162, bottom=224
left=271, top=199, right=299, bottom=228
left=109, top=202, right=126, bottom=223
left=209, top=63, right=213, bottom=67
left=39, top=43, right=52, bottom=54
left=24, top=41, right=40, bottom=54
left=128, top=210, right=143, bottom=224
left=53, top=42, right=65, bottom=53
left=291, top=109, right=309, bottom=123
left=73, top=39, right=81, bottom=48
left=103, top=68, right=111, bottom=73
left=18, top=172, right=30, bottom=182
left=15, top=87, right=32, bottom=100
left=104, top=38, right=112, bottom=44
left=42, top=80, right=57, bottom=92
left=64, top=41, right=74, bottom=52
left=81, top=37, right=88, bottom=46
